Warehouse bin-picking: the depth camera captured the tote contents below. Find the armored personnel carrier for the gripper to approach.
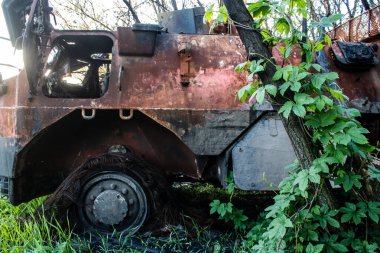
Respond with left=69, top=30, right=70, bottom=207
left=0, top=0, right=378, bottom=233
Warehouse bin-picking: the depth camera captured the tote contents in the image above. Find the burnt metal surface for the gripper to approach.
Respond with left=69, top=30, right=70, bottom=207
left=158, top=7, right=207, bottom=34
left=9, top=110, right=202, bottom=203
left=232, top=114, right=296, bottom=190
left=324, top=43, right=380, bottom=109
left=118, top=33, right=246, bottom=109
left=330, top=42, right=378, bottom=70
left=118, top=26, right=161, bottom=57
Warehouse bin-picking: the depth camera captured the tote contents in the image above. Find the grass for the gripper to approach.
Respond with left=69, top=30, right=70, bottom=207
left=0, top=195, right=90, bottom=252
left=0, top=192, right=245, bottom=253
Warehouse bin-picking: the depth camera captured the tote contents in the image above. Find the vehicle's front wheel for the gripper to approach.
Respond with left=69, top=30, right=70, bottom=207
left=77, top=171, right=148, bottom=234
left=44, top=150, right=169, bottom=235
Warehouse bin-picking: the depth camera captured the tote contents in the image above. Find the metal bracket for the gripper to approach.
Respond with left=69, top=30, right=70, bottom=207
left=82, top=109, right=96, bottom=120
left=178, top=43, right=192, bottom=86
left=119, top=109, right=134, bottom=120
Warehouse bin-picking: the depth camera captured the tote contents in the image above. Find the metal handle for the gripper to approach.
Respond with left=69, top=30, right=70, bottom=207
left=82, top=109, right=96, bottom=120
left=119, top=109, right=134, bottom=120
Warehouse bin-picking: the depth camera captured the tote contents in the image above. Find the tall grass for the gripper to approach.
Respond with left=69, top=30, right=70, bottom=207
left=0, top=195, right=91, bottom=252
left=0, top=189, right=243, bottom=252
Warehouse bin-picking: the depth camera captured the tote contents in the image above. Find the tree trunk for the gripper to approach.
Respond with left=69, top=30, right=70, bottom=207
left=223, top=0, right=339, bottom=209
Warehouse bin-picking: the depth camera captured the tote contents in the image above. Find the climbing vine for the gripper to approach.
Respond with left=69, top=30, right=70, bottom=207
left=206, top=1, right=380, bottom=252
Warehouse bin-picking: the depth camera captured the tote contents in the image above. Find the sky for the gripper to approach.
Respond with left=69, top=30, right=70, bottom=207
left=0, top=8, right=23, bottom=80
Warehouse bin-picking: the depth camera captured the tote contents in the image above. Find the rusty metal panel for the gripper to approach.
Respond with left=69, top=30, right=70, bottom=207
left=141, top=109, right=263, bottom=155
left=119, top=33, right=246, bottom=109
left=323, top=44, right=380, bottom=108
left=158, top=8, right=204, bottom=34
left=232, top=114, right=296, bottom=190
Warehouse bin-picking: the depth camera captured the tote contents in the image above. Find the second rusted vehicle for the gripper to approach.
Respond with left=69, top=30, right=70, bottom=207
left=0, top=0, right=379, bottom=234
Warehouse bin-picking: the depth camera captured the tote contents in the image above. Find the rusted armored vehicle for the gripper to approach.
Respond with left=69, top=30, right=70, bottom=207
left=0, top=0, right=379, bottom=233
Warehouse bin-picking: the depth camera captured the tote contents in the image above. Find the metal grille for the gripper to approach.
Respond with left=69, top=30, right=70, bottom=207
left=0, top=177, right=9, bottom=198
left=330, top=5, right=380, bottom=42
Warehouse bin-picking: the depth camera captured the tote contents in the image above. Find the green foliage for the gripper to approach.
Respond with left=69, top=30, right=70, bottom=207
left=209, top=174, right=250, bottom=231
left=212, top=0, right=380, bottom=252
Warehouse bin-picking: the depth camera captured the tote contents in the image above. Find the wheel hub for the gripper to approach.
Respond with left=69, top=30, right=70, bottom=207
left=93, top=190, right=129, bottom=225
left=79, top=171, right=148, bottom=234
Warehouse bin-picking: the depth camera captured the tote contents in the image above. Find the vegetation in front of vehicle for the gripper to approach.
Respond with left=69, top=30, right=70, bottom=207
left=0, top=196, right=90, bottom=252
left=206, top=1, right=380, bottom=252
left=0, top=190, right=244, bottom=253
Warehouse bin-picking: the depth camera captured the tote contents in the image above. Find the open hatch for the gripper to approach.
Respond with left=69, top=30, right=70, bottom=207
left=2, top=0, right=114, bottom=99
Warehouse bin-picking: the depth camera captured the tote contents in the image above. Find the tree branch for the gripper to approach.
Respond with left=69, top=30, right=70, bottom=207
left=122, top=0, right=141, bottom=23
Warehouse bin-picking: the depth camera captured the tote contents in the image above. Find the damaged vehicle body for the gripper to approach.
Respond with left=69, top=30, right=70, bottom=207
left=0, top=0, right=379, bottom=233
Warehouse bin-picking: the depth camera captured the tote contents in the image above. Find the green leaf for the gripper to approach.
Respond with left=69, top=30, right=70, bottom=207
left=279, top=101, right=294, bottom=119
left=313, top=158, right=329, bottom=173
left=305, top=109, right=337, bottom=128
left=328, top=88, right=347, bottom=102
left=327, top=217, right=340, bottom=228
left=204, top=4, right=214, bottom=23
left=255, top=87, right=266, bottom=104
left=333, top=133, right=351, bottom=146
left=324, top=72, right=339, bottom=81
left=292, top=104, right=306, bottom=118
left=314, top=41, right=325, bottom=52
left=248, top=1, right=271, bottom=18
left=367, top=201, right=380, bottom=223
left=210, top=199, right=220, bottom=214
left=296, top=72, right=310, bottom=81
left=324, top=34, right=332, bottom=46
left=347, top=127, right=369, bottom=145
left=293, top=170, right=309, bottom=191
left=279, top=82, right=291, bottom=96
left=250, top=59, right=265, bottom=74
left=322, top=95, right=334, bottom=106
left=344, top=108, right=361, bottom=118
left=311, top=13, right=343, bottom=27
left=235, top=61, right=249, bottom=73
left=306, top=243, right=324, bottom=253
left=273, top=68, right=283, bottom=81
left=312, top=64, right=323, bottom=72
left=314, top=96, right=325, bottom=111
left=305, top=51, right=314, bottom=64
left=268, top=214, right=293, bottom=239
left=265, top=84, right=277, bottom=96
left=275, top=18, right=290, bottom=34
left=294, top=93, right=314, bottom=105
left=284, top=45, right=292, bottom=59
left=290, top=81, right=301, bottom=92
left=311, top=74, right=326, bottom=90
left=340, top=202, right=366, bottom=225
left=237, top=83, right=255, bottom=102
left=368, top=165, right=380, bottom=182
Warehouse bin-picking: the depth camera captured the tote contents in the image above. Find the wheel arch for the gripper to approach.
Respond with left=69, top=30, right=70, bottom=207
left=11, top=109, right=199, bottom=204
